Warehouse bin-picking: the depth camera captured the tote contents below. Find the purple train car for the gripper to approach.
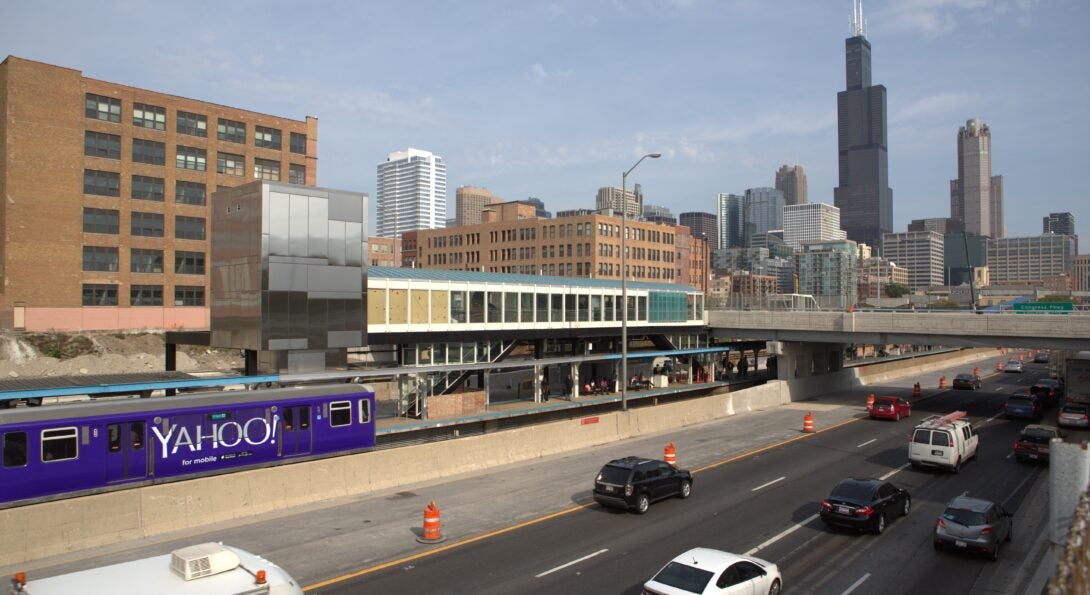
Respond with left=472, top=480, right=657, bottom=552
left=0, top=384, right=376, bottom=508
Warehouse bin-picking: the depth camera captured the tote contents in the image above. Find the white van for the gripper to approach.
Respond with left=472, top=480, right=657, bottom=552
left=908, top=411, right=979, bottom=473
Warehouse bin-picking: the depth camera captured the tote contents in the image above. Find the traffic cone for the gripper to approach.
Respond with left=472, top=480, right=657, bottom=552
left=1018, top=353, right=1024, bottom=362
left=973, top=367, right=980, bottom=378
left=996, top=361, right=1003, bottom=371
left=912, top=383, right=921, bottom=398
left=417, top=501, right=446, bottom=544
left=866, top=394, right=875, bottom=411
left=664, top=442, right=677, bottom=467
left=939, top=375, right=947, bottom=390
left=803, top=412, right=814, bottom=433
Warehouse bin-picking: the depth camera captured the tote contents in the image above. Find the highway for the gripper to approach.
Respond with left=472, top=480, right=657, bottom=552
left=313, top=359, right=1070, bottom=595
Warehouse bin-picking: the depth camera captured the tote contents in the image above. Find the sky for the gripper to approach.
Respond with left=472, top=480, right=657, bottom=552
left=3, top=0, right=1088, bottom=241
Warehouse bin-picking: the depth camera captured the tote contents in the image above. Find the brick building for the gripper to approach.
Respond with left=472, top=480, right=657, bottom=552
left=0, top=56, right=317, bottom=331
left=401, top=201, right=706, bottom=292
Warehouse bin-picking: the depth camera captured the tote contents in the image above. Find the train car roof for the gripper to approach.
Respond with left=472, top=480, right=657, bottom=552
left=0, top=383, right=372, bottom=425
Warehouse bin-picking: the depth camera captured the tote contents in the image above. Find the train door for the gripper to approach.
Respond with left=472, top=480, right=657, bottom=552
left=105, top=421, right=148, bottom=483
left=280, top=405, right=312, bottom=457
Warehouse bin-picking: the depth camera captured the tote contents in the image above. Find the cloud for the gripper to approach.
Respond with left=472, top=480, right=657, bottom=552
left=527, top=63, right=574, bottom=82
left=892, top=92, right=979, bottom=125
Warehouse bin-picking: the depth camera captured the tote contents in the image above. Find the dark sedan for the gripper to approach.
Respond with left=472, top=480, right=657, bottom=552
left=820, top=478, right=911, bottom=534
left=952, top=373, right=982, bottom=390
left=1030, top=379, right=1063, bottom=408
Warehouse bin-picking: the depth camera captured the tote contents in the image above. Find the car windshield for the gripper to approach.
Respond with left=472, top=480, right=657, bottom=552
left=955, top=374, right=974, bottom=380
left=875, top=398, right=896, bottom=406
left=1008, top=396, right=1033, bottom=406
left=597, top=465, right=631, bottom=484
left=1020, top=429, right=1054, bottom=444
left=1062, top=405, right=1088, bottom=414
left=651, top=561, right=714, bottom=594
left=944, top=507, right=987, bottom=526
left=1037, top=380, right=1058, bottom=387
left=831, top=481, right=875, bottom=502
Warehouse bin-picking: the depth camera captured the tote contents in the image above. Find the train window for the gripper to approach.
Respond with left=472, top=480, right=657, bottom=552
left=300, top=406, right=310, bottom=430
left=358, top=399, right=372, bottom=424
left=284, top=407, right=295, bottom=431
left=330, top=401, right=352, bottom=427
left=3, top=432, right=28, bottom=468
left=42, top=427, right=78, bottom=462
left=131, top=422, right=144, bottom=450
left=108, top=424, right=122, bottom=453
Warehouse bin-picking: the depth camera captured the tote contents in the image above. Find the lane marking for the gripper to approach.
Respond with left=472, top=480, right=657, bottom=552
left=996, top=387, right=1004, bottom=392
left=752, top=476, right=786, bottom=492
left=746, top=513, right=820, bottom=555
left=1006, top=452, right=1013, bottom=459
left=842, top=572, right=872, bottom=595
left=879, top=463, right=910, bottom=481
left=856, top=438, right=877, bottom=448
left=1001, top=469, right=1039, bottom=507
left=534, top=548, right=608, bottom=578
left=986, top=412, right=1004, bottom=423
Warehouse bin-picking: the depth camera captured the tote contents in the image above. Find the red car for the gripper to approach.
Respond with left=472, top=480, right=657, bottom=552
left=870, top=396, right=912, bottom=421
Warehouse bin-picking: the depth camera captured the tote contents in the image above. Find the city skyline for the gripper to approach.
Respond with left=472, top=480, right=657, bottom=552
left=3, top=1, right=1087, bottom=241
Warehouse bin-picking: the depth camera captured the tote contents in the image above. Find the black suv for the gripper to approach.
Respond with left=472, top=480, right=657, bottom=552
left=593, top=456, right=692, bottom=514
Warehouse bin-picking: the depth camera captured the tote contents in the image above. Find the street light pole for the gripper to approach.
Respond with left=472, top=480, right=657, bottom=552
left=620, top=152, right=660, bottom=412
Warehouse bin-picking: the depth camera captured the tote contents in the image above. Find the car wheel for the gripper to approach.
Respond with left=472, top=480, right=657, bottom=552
left=894, top=413, right=900, bottom=421
left=902, top=496, right=911, bottom=517
left=990, top=541, right=1000, bottom=561
left=953, top=457, right=962, bottom=474
left=1006, top=525, right=1012, bottom=543
left=678, top=480, right=692, bottom=499
left=933, top=539, right=943, bottom=550
left=635, top=494, right=650, bottom=515
left=874, top=513, right=886, bottom=535
left=768, top=578, right=782, bottom=595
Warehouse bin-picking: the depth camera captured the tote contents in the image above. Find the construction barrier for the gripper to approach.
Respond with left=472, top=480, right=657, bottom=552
left=939, top=375, right=947, bottom=390
left=803, top=412, right=814, bottom=433
left=664, top=442, right=677, bottom=467
left=866, top=394, right=875, bottom=411
left=912, top=383, right=921, bottom=398
left=417, top=501, right=445, bottom=544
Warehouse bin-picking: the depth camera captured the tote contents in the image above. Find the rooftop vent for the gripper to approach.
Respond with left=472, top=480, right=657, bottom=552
left=170, top=542, right=241, bottom=581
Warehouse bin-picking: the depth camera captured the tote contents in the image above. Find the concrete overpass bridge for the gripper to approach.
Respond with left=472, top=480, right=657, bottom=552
left=707, top=309, right=1090, bottom=351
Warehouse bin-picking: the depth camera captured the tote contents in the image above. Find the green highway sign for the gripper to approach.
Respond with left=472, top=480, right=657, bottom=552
left=1013, top=302, right=1074, bottom=313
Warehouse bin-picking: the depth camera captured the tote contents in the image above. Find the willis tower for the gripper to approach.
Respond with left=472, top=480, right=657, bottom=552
left=834, top=0, right=892, bottom=253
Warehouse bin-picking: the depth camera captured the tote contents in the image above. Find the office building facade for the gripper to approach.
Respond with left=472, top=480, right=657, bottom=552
left=775, top=164, right=808, bottom=206
left=833, top=4, right=893, bottom=253
left=1074, top=254, right=1090, bottom=293
left=596, top=185, right=642, bottom=220
left=908, top=217, right=963, bottom=234
left=376, top=147, right=447, bottom=238
left=744, top=187, right=785, bottom=248
left=455, top=186, right=502, bottom=227
left=680, top=212, right=718, bottom=251
left=882, top=231, right=944, bottom=291
left=0, top=56, right=317, bottom=331
left=797, top=239, right=858, bottom=310
left=858, top=257, right=908, bottom=301
left=783, top=203, right=846, bottom=251
left=716, top=193, right=745, bottom=250
left=950, top=119, right=1004, bottom=238
left=943, top=232, right=988, bottom=286
left=987, top=235, right=1076, bottom=284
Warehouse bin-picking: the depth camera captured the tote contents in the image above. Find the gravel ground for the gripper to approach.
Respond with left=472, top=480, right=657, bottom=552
left=0, top=332, right=242, bottom=378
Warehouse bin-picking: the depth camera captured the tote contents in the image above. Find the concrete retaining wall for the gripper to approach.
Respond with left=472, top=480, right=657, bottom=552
left=0, top=350, right=981, bottom=566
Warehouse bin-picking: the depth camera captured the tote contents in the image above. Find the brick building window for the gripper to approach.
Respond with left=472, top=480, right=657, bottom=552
left=131, top=248, right=164, bottom=273
left=84, top=131, right=121, bottom=159
left=83, top=207, right=120, bottom=234
left=217, top=152, right=244, bottom=176
left=290, top=132, right=306, bottom=154
left=255, top=125, right=281, bottom=149
left=130, top=285, right=163, bottom=306
left=175, top=286, right=205, bottom=306
left=131, top=211, right=165, bottom=237
left=175, top=251, right=205, bottom=274
left=177, top=111, right=207, bottom=137
left=85, top=93, right=121, bottom=123
left=176, top=145, right=206, bottom=171
left=217, top=118, right=246, bottom=143
left=82, top=246, right=119, bottom=272
left=131, top=175, right=165, bottom=201
left=82, top=284, right=118, bottom=306
left=254, top=158, right=280, bottom=181
left=175, top=180, right=206, bottom=205
left=132, top=103, right=166, bottom=130
left=289, top=163, right=305, bottom=185
left=175, top=216, right=206, bottom=240
left=83, top=169, right=120, bottom=196
left=132, top=139, right=166, bottom=165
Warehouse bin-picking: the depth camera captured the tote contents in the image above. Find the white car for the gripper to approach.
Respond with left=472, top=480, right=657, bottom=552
left=1003, top=360, right=1025, bottom=373
left=643, top=548, right=782, bottom=595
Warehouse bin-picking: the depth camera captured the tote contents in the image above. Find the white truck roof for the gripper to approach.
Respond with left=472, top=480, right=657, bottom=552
left=12, top=543, right=302, bottom=595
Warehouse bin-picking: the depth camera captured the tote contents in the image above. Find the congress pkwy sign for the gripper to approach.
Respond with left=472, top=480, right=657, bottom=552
left=1012, top=302, right=1074, bottom=313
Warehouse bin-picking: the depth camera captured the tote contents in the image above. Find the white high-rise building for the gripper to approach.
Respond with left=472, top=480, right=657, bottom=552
left=783, top=203, right=845, bottom=251
left=376, top=148, right=447, bottom=238
left=882, top=230, right=945, bottom=291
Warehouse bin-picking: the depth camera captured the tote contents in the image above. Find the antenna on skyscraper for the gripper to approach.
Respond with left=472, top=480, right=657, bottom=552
left=851, top=0, right=867, bottom=38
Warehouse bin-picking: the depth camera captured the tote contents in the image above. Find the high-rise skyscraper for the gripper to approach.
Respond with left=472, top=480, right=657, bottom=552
left=1043, top=212, right=1076, bottom=236
left=376, top=148, right=447, bottom=238
left=596, top=184, right=642, bottom=219
left=775, top=164, right=808, bottom=206
left=834, top=0, right=892, bottom=253
left=455, top=186, right=502, bottom=227
left=744, top=187, right=785, bottom=248
left=783, top=203, right=846, bottom=251
left=716, top=193, right=745, bottom=250
left=680, top=212, right=718, bottom=251
left=950, top=119, right=1004, bottom=238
